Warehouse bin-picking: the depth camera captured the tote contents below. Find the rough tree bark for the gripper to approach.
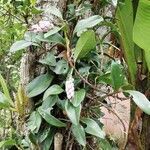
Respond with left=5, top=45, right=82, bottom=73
left=19, top=0, right=67, bottom=149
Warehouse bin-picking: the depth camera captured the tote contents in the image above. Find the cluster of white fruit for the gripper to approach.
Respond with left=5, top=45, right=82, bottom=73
left=30, top=20, right=53, bottom=33
left=65, top=77, right=74, bottom=100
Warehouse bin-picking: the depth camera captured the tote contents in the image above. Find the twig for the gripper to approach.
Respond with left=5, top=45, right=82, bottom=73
left=37, top=43, right=58, bottom=57
left=104, top=42, right=121, bottom=51
left=73, top=67, right=108, bottom=94
left=65, top=129, right=71, bottom=150
left=103, top=52, right=115, bottom=61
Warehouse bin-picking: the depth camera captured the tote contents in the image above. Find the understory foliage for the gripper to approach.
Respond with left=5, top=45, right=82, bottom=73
left=0, top=0, right=150, bottom=149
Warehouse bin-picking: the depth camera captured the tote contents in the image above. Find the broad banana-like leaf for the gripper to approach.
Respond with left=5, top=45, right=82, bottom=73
left=133, top=0, right=150, bottom=71
left=116, top=0, right=137, bottom=86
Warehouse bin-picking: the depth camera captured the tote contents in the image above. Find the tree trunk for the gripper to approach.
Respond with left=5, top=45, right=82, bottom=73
left=19, top=0, right=67, bottom=149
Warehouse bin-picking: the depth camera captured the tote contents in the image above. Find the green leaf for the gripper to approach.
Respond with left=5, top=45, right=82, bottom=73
left=126, top=90, right=150, bottom=115
left=56, top=98, right=66, bottom=110
left=0, top=139, right=16, bottom=148
left=24, top=31, right=39, bottom=43
left=74, top=30, right=96, bottom=60
left=42, top=95, right=59, bottom=110
left=47, top=33, right=65, bottom=45
left=41, top=129, right=55, bottom=150
left=0, top=92, right=10, bottom=109
left=65, top=100, right=81, bottom=125
left=39, top=52, right=56, bottom=66
left=26, top=74, right=53, bottom=98
left=54, top=59, right=69, bottom=74
left=29, top=132, right=38, bottom=145
left=74, top=15, right=103, bottom=34
left=116, top=0, right=137, bottom=85
left=28, top=111, right=42, bottom=133
left=36, top=33, right=65, bottom=45
left=43, top=84, right=64, bottom=100
left=0, top=74, right=14, bottom=106
left=111, top=62, right=124, bottom=90
left=10, top=40, right=33, bottom=52
left=46, top=6, right=63, bottom=19
left=71, top=89, right=86, bottom=107
left=97, top=72, right=112, bottom=85
left=38, top=107, right=66, bottom=127
left=44, top=26, right=61, bottom=38
left=81, top=118, right=105, bottom=138
left=38, top=128, right=51, bottom=143
left=98, top=139, right=115, bottom=150
left=133, top=0, right=150, bottom=71
left=71, top=124, right=86, bottom=146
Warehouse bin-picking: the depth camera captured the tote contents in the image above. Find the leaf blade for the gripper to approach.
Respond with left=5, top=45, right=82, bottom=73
left=38, top=107, right=66, bottom=127
left=71, top=89, right=86, bottom=107
left=133, top=0, right=150, bottom=71
left=126, top=90, right=150, bottom=115
left=71, top=124, right=86, bottom=146
left=26, top=74, right=53, bottom=98
left=43, top=84, right=64, bottom=100
left=74, top=30, right=96, bottom=61
left=65, top=100, right=81, bottom=125
left=81, top=118, right=105, bottom=138
left=74, top=15, right=103, bottom=34
left=111, top=62, right=125, bottom=90
left=10, top=40, right=33, bottom=52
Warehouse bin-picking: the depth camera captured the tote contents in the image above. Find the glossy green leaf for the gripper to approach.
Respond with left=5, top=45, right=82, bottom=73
left=133, top=0, right=150, bottom=71
left=81, top=118, right=105, bottom=138
left=24, top=31, right=39, bottom=43
left=26, top=74, right=53, bottom=98
left=28, top=111, right=42, bottom=133
left=111, top=62, right=124, bottom=90
left=116, top=0, right=137, bottom=85
left=29, top=132, right=37, bottom=145
left=97, top=72, right=112, bottom=85
left=36, top=33, right=65, bottom=45
left=71, top=89, right=86, bottom=107
left=44, top=26, right=61, bottom=38
left=42, top=95, right=59, bottom=110
left=74, top=15, right=103, bottom=34
left=47, top=33, right=65, bottom=45
left=38, top=107, right=66, bottom=127
left=65, top=100, right=81, bottom=125
left=41, top=129, right=55, bottom=150
left=39, top=52, right=56, bottom=66
left=10, top=40, right=33, bottom=52
left=38, top=128, right=51, bottom=143
left=126, top=90, right=150, bottom=115
left=98, top=139, right=114, bottom=149
left=71, top=124, right=86, bottom=146
left=54, top=59, right=69, bottom=74
left=74, top=30, right=96, bottom=60
left=0, top=139, right=16, bottom=148
left=43, top=84, right=64, bottom=100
